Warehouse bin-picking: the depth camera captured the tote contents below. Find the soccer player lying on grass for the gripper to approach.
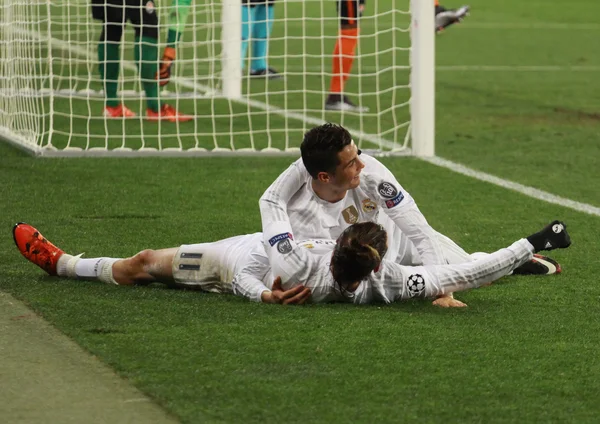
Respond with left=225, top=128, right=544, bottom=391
left=259, top=123, right=562, bottom=307
left=252, top=219, right=570, bottom=304
left=13, top=220, right=570, bottom=306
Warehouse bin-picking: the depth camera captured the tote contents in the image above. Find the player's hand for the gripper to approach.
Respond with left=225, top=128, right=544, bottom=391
left=262, top=276, right=311, bottom=305
left=432, top=294, right=467, bottom=308
left=156, top=47, right=176, bottom=87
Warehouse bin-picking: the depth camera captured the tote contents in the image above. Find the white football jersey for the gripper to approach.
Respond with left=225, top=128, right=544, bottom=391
left=260, top=154, right=446, bottom=265
left=254, top=219, right=534, bottom=304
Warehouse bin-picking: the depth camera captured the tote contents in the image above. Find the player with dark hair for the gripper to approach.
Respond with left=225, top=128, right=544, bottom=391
left=325, top=1, right=470, bottom=111
left=12, top=218, right=571, bottom=306
left=91, top=0, right=191, bottom=121
left=260, top=123, right=563, bottom=307
left=241, top=0, right=280, bottom=79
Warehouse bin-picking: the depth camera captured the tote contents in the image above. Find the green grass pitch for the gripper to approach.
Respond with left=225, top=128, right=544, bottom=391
left=2, top=0, right=600, bottom=423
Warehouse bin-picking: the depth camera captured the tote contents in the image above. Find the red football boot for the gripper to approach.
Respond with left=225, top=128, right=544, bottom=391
left=104, top=104, right=137, bottom=118
left=13, top=223, right=64, bottom=276
left=146, top=104, right=193, bottom=122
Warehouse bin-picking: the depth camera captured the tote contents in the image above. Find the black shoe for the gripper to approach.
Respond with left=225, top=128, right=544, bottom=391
left=325, top=94, right=369, bottom=112
left=526, top=220, right=571, bottom=253
left=435, top=5, right=470, bottom=32
left=513, top=254, right=562, bottom=275
left=249, top=67, right=282, bottom=80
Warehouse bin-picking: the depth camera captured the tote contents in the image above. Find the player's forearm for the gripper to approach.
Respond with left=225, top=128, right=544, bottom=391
left=425, top=239, right=534, bottom=297
left=168, top=0, right=192, bottom=33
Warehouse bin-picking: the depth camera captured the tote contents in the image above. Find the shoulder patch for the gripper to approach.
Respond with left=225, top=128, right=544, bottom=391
left=268, top=232, right=293, bottom=246
left=377, top=182, right=398, bottom=199
left=385, top=192, right=404, bottom=208
left=277, top=239, right=293, bottom=254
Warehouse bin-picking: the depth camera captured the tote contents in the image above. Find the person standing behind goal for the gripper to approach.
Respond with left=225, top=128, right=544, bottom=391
left=155, top=0, right=193, bottom=86
left=91, top=0, right=192, bottom=122
left=241, top=0, right=281, bottom=79
left=325, top=0, right=470, bottom=111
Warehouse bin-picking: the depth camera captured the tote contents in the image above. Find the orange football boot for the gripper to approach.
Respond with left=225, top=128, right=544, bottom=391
left=13, top=223, right=64, bottom=276
left=104, top=104, right=137, bottom=118
left=146, top=104, right=193, bottom=122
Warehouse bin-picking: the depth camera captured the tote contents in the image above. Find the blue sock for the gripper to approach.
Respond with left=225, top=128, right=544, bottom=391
left=251, top=4, right=274, bottom=72
left=241, top=6, right=256, bottom=71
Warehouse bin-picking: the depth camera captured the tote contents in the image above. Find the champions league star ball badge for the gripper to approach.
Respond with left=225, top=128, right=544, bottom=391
left=406, top=274, right=425, bottom=297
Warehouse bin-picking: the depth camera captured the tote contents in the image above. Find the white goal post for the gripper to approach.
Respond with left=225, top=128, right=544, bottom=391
left=0, top=0, right=434, bottom=157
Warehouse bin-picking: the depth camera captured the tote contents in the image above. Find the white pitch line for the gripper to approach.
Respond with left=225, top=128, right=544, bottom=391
left=38, top=54, right=600, bottom=73
left=16, top=28, right=600, bottom=217
left=462, top=22, right=600, bottom=30
left=423, top=156, right=600, bottom=217
left=437, top=65, right=600, bottom=72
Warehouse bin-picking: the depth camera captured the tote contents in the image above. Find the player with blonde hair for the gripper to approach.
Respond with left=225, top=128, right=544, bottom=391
left=13, top=218, right=570, bottom=306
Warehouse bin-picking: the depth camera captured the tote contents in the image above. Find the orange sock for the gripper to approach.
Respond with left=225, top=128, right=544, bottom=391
left=329, top=27, right=359, bottom=94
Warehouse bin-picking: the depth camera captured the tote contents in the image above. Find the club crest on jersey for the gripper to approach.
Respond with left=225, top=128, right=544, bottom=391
left=378, top=182, right=398, bottom=199
left=407, top=274, right=425, bottom=297
left=361, top=199, right=377, bottom=213
left=385, top=192, right=404, bottom=209
left=342, top=205, right=359, bottom=224
left=268, top=232, right=293, bottom=246
left=277, top=239, right=293, bottom=254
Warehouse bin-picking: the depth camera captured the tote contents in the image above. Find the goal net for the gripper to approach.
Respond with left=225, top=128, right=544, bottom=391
left=0, top=0, right=434, bottom=157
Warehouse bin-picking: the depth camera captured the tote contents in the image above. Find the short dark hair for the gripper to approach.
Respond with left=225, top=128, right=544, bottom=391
left=330, top=222, right=388, bottom=291
left=300, top=123, right=353, bottom=179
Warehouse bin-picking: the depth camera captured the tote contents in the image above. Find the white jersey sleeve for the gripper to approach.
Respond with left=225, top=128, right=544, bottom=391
left=353, top=239, right=534, bottom=304
left=231, top=243, right=272, bottom=302
left=360, top=155, right=446, bottom=265
left=259, top=158, right=307, bottom=244
left=262, top=219, right=343, bottom=305
left=262, top=219, right=309, bottom=287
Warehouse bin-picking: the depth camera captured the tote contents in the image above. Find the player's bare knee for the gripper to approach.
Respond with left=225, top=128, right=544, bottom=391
left=131, top=249, right=157, bottom=271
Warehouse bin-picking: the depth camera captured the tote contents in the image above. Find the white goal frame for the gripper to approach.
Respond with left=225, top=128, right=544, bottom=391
left=0, top=0, right=434, bottom=157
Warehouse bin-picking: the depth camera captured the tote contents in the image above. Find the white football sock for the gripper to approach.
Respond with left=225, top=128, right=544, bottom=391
left=56, top=254, right=119, bottom=284
left=56, top=253, right=74, bottom=277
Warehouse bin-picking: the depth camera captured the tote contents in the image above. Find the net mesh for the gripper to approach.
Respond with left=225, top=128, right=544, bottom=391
left=0, top=0, right=413, bottom=155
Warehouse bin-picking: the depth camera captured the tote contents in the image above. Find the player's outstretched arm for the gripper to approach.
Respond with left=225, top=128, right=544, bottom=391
left=360, top=221, right=571, bottom=304
left=413, top=221, right=571, bottom=299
